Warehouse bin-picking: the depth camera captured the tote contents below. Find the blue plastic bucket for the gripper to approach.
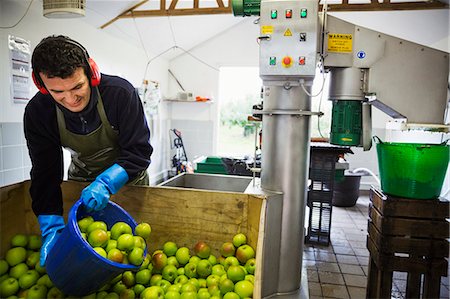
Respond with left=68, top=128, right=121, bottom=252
left=46, top=200, right=143, bottom=296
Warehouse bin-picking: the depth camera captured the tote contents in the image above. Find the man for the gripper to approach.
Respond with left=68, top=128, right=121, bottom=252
left=24, top=35, right=153, bottom=266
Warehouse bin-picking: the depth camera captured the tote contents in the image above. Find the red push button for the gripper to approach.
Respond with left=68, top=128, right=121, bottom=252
left=299, top=56, right=306, bottom=65
left=282, top=56, right=293, bottom=68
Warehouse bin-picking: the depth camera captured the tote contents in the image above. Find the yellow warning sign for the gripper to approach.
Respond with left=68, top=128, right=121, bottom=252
left=328, top=33, right=353, bottom=53
left=261, top=26, right=273, bottom=35
left=284, top=28, right=292, bottom=37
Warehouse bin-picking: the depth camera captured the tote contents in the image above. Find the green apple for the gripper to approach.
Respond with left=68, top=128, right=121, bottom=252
left=0, top=277, right=19, bottom=297
left=167, top=285, right=181, bottom=293
left=133, top=236, right=147, bottom=250
left=180, top=282, right=196, bottom=293
left=77, top=216, right=94, bottom=233
left=188, top=256, right=201, bottom=265
left=26, top=251, right=40, bottom=269
left=219, top=242, right=235, bottom=258
left=134, top=223, right=152, bottom=240
left=135, top=269, right=151, bottom=285
left=88, top=229, right=109, bottom=248
left=244, top=258, right=256, bottom=275
left=18, top=269, right=39, bottom=289
left=179, top=291, right=196, bottom=299
left=177, top=267, right=184, bottom=276
left=27, top=284, right=48, bottom=299
left=104, top=292, right=119, bottom=299
left=223, top=256, right=239, bottom=271
left=129, top=247, right=145, bottom=266
left=47, top=286, right=65, bottom=298
left=110, top=222, right=132, bottom=240
left=188, top=277, right=200, bottom=290
left=197, top=288, right=211, bottom=299
left=11, top=234, right=28, bottom=248
left=133, top=284, right=146, bottom=296
left=112, top=281, right=127, bottom=294
left=175, top=247, right=190, bottom=266
left=196, top=260, right=212, bottom=278
left=27, top=235, right=42, bottom=250
left=211, top=264, right=225, bottom=277
left=119, top=288, right=135, bottom=299
left=207, top=284, right=220, bottom=297
left=161, top=264, right=178, bottom=282
left=117, top=234, right=135, bottom=252
left=34, top=262, right=46, bottom=275
left=219, top=277, right=234, bottom=296
left=107, top=248, right=124, bottom=263
left=162, top=242, right=178, bottom=257
left=105, top=239, right=118, bottom=252
left=82, top=293, right=97, bottom=299
left=87, top=221, right=108, bottom=234
left=235, top=245, right=255, bottom=264
left=9, top=263, right=28, bottom=279
left=0, top=260, right=8, bottom=276
left=152, top=252, right=168, bottom=271
left=5, top=247, right=27, bottom=267
left=194, top=241, right=211, bottom=259
left=156, top=279, right=171, bottom=293
left=122, top=270, right=136, bottom=288
left=232, top=233, right=247, bottom=248
left=166, top=256, right=179, bottom=268
left=149, top=274, right=163, bottom=287
left=173, top=274, right=188, bottom=285
left=207, top=255, right=217, bottom=266
left=93, top=247, right=107, bottom=258
left=164, top=290, right=180, bottom=299
left=245, top=274, right=255, bottom=284
left=234, top=280, right=253, bottom=298
left=226, top=265, right=245, bottom=283
left=140, top=254, right=151, bottom=270
left=184, top=262, right=197, bottom=279
left=36, top=273, right=53, bottom=289
left=223, top=292, right=240, bottom=299
left=141, top=286, right=164, bottom=299
left=0, top=274, right=7, bottom=284
left=205, top=274, right=221, bottom=287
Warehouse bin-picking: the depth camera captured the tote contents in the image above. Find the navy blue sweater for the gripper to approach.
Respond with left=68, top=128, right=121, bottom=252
left=24, top=74, right=153, bottom=216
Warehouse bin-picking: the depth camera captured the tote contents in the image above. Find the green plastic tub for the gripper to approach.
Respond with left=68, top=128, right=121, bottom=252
left=374, top=136, right=449, bottom=199
left=195, top=156, right=228, bottom=175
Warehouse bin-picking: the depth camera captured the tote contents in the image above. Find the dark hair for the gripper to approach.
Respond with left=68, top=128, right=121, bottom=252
left=31, top=35, right=91, bottom=79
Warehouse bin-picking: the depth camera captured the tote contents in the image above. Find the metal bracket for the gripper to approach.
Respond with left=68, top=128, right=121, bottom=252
left=255, top=109, right=323, bottom=116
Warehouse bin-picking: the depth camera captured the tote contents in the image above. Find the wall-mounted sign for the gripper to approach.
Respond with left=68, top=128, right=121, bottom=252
left=8, top=35, right=31, bottom=103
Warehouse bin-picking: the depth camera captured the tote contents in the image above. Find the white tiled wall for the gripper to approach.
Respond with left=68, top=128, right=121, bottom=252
left=0, top=122, right=31, bottom=187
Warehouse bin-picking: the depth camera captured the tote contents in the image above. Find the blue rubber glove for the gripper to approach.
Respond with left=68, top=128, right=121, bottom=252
left=38, top=215, right=65, bottom=266
left=80, top=163, right=129, bottom=212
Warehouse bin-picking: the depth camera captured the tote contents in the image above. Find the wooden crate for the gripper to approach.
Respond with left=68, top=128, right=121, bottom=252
left=366, top=187, right=449, bottom=299
left=0, top=180, right=267, bottom=297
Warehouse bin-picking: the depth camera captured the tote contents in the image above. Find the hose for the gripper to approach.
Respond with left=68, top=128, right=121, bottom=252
left=351, top=167, right=381, bottom=186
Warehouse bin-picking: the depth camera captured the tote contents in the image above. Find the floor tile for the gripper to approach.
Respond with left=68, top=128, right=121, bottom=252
left=333, top=245, right=354, bottom=255
left=318, top=271, right=345, bottom=285
left=307, top=269, right=319, bottom=283
left=336, top=254, right=360, bottom=265
left=316, top=261, right=341, bottom=273
left=308, top=281, right=322, bottom=296
left=339, top=264, right=365, bottom=276
left=315, top=252, right=337, bottom=263
left=321, top=284, right=350, bottom=299
left=343, top=274, right=367, bottom=288
left=347, top=286, right=366, bottom=299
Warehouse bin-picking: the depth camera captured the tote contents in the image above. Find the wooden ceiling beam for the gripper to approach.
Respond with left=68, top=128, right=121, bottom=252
left=100, top=0, right=448, bottom=29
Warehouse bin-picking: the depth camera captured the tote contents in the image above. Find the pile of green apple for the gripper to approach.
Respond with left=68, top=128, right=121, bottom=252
left=77, top=216, right=151, bottom=267
left=0, top=231, right=256, bottom=298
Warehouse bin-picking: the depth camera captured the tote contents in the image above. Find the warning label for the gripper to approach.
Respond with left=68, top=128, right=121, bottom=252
left=284, top=28, right=292, bottom=37
left=328, top=33, right=353, bottom=53
left=261, top=26, right=274, bottom=35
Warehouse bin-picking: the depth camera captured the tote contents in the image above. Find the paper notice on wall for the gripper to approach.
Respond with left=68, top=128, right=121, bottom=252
left=8, top=35, right=31, bottom=103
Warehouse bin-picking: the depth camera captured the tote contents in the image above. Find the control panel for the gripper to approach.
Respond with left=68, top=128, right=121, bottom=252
left=259, top=0, right=318, bottom=81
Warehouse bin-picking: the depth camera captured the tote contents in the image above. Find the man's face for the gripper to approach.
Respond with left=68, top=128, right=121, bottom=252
left=40, top=67, right=91, bottom=113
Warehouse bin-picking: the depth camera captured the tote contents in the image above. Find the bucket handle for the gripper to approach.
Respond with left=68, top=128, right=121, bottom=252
left=373, top=136, right=383, bottom=144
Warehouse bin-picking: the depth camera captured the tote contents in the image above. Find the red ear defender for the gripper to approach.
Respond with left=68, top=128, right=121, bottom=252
left=32, top=71, right=49, bottom=94
left=88, top=57, right=101, bottom=87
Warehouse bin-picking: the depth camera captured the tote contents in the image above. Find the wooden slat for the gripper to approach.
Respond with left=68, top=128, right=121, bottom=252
left=323, top=2, right=447, bottom=12
left=216, top=0, right=225, bottom=8
left=118, top=7, right=232, bottom=18
left=370, top=187, right=449, bottom=219
left=100, top=0, right=148, bottom=29
left=168, top=0, right=179, bottom=10
left=368, top=221, right=449, bottom=257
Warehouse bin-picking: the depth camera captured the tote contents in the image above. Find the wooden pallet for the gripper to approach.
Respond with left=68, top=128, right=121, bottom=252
left=366, top=187, right=449, bottom=299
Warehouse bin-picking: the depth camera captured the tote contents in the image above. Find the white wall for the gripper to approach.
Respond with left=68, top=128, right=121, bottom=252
left=167, top=9, right=449, bottom=189
left=0, top=0, right=170, bottom=186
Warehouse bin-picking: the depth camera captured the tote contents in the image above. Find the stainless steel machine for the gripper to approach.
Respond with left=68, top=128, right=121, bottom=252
left=230, top=0, right=449, bottom=298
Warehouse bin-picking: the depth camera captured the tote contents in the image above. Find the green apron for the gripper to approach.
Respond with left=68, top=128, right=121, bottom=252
left=56, top=89, right=149, bottom=186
